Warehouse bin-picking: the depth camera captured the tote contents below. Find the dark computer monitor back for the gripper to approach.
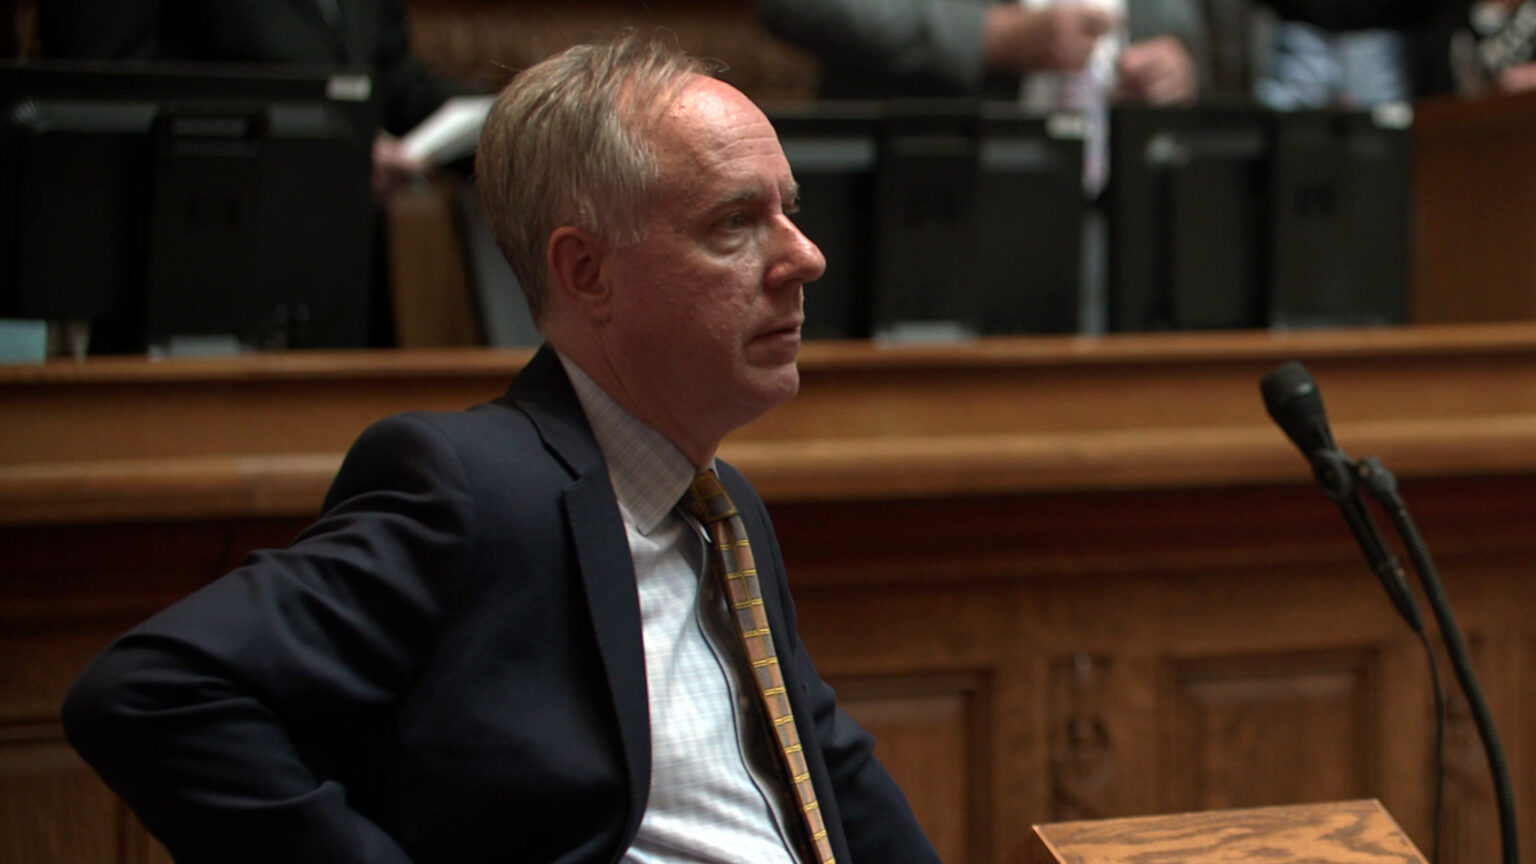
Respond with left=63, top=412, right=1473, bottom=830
left=1108, top=104, right=1270, bottom=332
left=1267, top=107, right=1411, bottom=328
left=768, top=102, right=881, bottom=340
left=0, top=62, right=379, bottom=353
left=873, top=100, right=1084, bottom=338
left=1107, top=103, right=1411, bottom=333
left=973, top=104, right=1084, bottom=335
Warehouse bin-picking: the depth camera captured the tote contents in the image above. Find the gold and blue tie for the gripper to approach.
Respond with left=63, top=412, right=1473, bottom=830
left=685, top=468, right=835, bottom=864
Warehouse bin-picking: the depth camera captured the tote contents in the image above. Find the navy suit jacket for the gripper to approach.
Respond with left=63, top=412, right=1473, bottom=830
left=62, top=346, right=940, bottom=864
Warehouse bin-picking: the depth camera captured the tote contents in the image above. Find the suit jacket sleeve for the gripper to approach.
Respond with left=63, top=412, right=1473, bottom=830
left=1127, top=0, right=1214, bottom=97
left=759, top=0, right=990, bottom=93
left=61, top=412, right=480, bottom=864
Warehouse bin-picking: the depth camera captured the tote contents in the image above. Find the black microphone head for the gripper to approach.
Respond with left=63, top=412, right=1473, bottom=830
left=1260, top=361, right=1336, bottom=457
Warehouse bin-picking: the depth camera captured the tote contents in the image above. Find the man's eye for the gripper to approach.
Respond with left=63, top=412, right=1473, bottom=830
left=721, top=212, right=747, bottom=230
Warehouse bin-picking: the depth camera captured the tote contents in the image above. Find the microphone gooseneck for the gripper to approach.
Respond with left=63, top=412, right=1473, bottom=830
left=1260, top=361, right=1423, bottom=632
left=1260, top=361, right=1520, bottom=864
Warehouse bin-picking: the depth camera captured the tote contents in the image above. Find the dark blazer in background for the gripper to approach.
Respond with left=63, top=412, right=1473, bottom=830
left=37, top=0, right=450, bottom=134
left=61, top=345, right=940, bottom=864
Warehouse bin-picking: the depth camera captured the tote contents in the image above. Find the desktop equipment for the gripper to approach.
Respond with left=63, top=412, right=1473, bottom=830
left=1106, top=103, right=1412, bottom=332
left=766, top=101, right=882, bottom=340
left=872, top=100, right=1085, bottom=339
left=0, top=61, right=380, bottom=354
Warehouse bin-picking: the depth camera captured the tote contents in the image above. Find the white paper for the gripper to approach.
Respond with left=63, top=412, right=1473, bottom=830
left=400, top=95, right=496, bottom=164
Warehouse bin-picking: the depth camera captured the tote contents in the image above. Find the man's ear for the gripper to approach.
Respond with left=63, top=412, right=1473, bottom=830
left=547, top=225, right=610, bottom=322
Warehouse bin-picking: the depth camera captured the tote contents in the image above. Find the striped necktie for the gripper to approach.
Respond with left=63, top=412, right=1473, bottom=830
left=684, top=469, right=835, bottom=864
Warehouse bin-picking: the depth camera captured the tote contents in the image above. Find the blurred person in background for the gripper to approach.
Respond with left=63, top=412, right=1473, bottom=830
left=37, top=0, right=461, bottom=196
left=758, top=0, right=1209, bottom=106
left=1258, top=0, right=1536, bottom=98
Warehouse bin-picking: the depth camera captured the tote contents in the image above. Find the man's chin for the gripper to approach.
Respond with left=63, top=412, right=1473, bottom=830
left=745, top=363, right=801, bottom=411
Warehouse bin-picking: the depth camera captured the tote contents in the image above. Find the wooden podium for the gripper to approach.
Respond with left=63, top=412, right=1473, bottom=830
left=1018, top=800, right=1427, bottom=864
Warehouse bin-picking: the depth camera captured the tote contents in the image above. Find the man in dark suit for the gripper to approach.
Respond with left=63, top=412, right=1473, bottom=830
left=37, top=0, right=455, bottom=194
left=61, top=32, right=943, bottom=864
left=37, top=0, right=449, bottom=135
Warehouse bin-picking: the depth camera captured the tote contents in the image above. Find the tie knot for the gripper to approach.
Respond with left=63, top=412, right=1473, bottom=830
left=684, top=469, right=738, bottom=524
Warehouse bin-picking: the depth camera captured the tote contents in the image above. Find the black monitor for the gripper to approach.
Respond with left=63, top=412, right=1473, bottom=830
left=1267, top=106, right=1411, bottom=328
left=766, top=101, right=881, bottom=340
left=0, top=62, right=379, bottom=354
left=768, top=100, right=1085, bottom=341
left=872, top=101, right=1084, bottom=338
left=1107, top=104, right=1271, bottom=331
left=1107, top=103, right=1411, bottom=332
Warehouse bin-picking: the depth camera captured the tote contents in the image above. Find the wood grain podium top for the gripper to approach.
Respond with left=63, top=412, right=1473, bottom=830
left=3, top=323, right=1536, bottom=523
left=1021, top=800, right=1426, bottom=864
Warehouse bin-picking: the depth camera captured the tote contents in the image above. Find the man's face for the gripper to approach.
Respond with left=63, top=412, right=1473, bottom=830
left=593, top=76, right=826, bottom=459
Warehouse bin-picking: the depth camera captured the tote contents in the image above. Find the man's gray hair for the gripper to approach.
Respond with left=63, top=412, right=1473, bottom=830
left=476, top=31, right=721, bottom=322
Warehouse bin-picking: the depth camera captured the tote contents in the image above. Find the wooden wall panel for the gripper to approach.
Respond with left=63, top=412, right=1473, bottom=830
left=776, top=471, right=1536, bottom=864
left=1046, top=653, right=1121, bottom=822
left=1411, top=89, right=1536, bottom=323
left=833, top=673, right=991, bottom=864
left=1162, top=649, right=1378, bottom=812
left=0, top=734, right=121, bottom=863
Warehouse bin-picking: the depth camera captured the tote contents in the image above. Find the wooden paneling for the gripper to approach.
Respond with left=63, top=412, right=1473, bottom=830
left=1162, top=649, right=1378, bottom=811
left=834, top=673, right=991, bottom=864
left=0, top=733, right=122, bottom=863
left=386, top=181, right=480, bottom=349
left=3, top=328, right=1535, bottom=864
left=1411, top=88, right=1536, bottom=323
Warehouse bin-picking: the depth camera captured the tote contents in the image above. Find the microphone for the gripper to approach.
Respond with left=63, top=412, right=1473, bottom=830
left=1259, top=361, right=1522, bottom=864
left=1259, top=361, right=1424, bottom=632
left=1259, top=360, right=1335, bottom=457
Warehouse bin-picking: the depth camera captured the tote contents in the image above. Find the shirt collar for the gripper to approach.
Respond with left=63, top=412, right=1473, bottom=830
left=558, top=352, right=702, bottom=535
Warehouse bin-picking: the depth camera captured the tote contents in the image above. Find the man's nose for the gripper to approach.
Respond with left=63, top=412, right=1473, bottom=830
left=774, top=217, right=826, bottom=288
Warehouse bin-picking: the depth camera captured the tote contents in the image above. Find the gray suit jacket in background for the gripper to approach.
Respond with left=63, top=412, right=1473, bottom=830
left=759, top=0, right=1212, bottom=99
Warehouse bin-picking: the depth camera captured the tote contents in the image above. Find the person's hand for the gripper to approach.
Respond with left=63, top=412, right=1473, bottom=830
left=372, top=133, right=431, bottom=201
left=1498, top=60, right=1536, bottom=92
left=1114, top=36, right=1196, bottom=105
left=983, top=3, right=1116, bottom=73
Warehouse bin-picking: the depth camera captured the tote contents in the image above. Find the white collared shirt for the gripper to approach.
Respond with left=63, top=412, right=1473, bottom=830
left=558, top=354, right=805, bottom=864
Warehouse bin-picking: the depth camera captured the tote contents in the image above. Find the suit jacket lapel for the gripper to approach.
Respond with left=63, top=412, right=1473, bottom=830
left=563, top=476, right=650, bottom=830
left=505, top=346, right=652, bottom=841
